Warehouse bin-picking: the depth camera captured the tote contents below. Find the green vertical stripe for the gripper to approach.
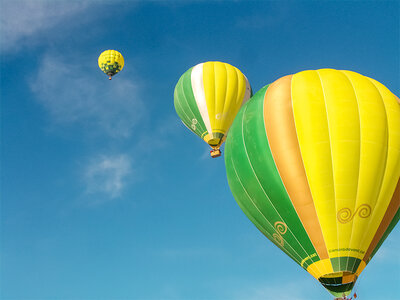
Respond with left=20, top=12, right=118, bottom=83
left=330, top=257, right=361, bottom=273
left=225, top=93, right=303, bottom=266
left=225, top=86, right=320, bottom=270
left=174, top=67, right=207, bottom=138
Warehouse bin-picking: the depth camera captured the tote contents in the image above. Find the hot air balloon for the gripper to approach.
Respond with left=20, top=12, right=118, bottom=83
left=98, top=50, right=124, bottom=80
left=224, top=69, right=400, bottom=297
left=174, top=61, right=252, bottom=157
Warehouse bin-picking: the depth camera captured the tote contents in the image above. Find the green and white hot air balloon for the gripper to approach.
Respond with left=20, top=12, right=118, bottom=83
left=174, top=61, right=252, bottom=157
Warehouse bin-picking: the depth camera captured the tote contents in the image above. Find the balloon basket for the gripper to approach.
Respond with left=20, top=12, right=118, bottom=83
left=210, top=149, right=222, bottom=158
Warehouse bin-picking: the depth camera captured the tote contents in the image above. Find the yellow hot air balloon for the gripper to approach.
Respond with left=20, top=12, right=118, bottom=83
left=174, top=61, right=252, bottom=157
left=225, top=69, right=400, bottom=297
left=98, top=50, right=124, bottom=80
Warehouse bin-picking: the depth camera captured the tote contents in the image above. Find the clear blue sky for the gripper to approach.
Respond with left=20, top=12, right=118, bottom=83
left=1, top=1, right=399, bottom=300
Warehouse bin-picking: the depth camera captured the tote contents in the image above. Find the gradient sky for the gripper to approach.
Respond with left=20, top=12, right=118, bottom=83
left=1, top=1, right=399, bottom=300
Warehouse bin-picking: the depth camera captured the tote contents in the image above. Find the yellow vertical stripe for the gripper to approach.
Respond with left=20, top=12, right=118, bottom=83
left=233, top=67, right=246, bottom=113
left=223, top=66, right=241, bottom=131
left=202, top=62, right=248, bottom=135
left=339, top=71, right=389, bottom=259
left=317, top=70, right=361, bottom=259
left=213, top=62, right=228, bottom=131
left=203, top=62, right=217, bottom=131
left=291, top=70, right=338, bottom=257
left=217, top=64, right=238, bottom=129
left=359, top=78, right=400, bottom=252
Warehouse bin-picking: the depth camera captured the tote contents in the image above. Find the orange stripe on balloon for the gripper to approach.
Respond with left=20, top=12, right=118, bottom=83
left=363, top=177, right=400, bottom=261
left=263, top=75, right=329, bottom=260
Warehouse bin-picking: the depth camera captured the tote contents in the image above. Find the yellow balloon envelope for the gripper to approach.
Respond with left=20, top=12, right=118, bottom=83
left=225, top=69, right=400, bottom=297
left=98, top=50, right=124, bottom=80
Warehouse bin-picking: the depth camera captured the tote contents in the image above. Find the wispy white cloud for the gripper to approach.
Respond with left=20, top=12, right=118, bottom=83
left=30, top=53, right=145, bottom=138
left=83, top=154, right=132, bottom=201
left=0, top=0, right=92, bottom=52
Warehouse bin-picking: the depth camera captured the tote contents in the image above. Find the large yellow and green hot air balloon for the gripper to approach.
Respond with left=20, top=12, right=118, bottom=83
left=224, top=69, right=400, bottom=297
left=174, top=61, right=252, bottom=157
left=98, top=50, right=124, bottom=80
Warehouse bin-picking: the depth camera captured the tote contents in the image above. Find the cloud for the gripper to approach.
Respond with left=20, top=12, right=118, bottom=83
left=0, top=0, right=92, bottom=52
left=30, top=53, right=145, bottom=138
left=83, top=154, right=132, bottom=201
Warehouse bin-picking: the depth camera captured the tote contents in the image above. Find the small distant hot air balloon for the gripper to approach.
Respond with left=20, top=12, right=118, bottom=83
left=98, top=50, right=124, bottom=80
left=225, top=69, right=400, bottom=297
left=174, top=61, right=252, bottom=157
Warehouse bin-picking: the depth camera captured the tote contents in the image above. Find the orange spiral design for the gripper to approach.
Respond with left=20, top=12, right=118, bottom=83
left=337, top=204, right=372, bottom=224
left=274, top=221, right=288, bottom=235
left=273, top=233, right=284, bottom=246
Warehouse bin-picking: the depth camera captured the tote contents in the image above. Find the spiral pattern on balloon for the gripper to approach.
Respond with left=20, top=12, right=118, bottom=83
left=273, top=233, right=284, bottom=247
left=337, top=204, right=372, bottom=224
left=337, top=208, right=352, bottom=223
left=274, top=221, right=288, bottom=235
left=357, top=204, right=372, bottom=218
left=191, top=119, right=198, bottom=130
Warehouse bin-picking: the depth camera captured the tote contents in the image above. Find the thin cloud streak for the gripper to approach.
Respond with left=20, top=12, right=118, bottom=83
left=84, top=154, right=132, bottom=201
left=30, top=53, right=145, bottom=138
left=0, top=0, right=91, bottom=52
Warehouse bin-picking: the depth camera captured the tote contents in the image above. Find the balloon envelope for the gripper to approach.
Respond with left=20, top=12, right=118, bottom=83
left=98, top=50, right=124, bottom=79
left=225, top=69, right=400, bottom=297
left=174, top=61, right=252, bottom=150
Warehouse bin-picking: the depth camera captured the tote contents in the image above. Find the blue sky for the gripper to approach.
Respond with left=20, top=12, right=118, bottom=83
left=1, top=1, right=399, bottom=299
